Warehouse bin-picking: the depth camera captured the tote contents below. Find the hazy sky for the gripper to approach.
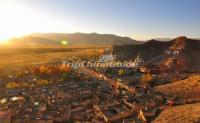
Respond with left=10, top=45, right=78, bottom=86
left=0, top=0, right=200, bottom=40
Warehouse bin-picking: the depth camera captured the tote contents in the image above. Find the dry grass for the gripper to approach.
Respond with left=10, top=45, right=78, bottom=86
left=0, top=46, right=103, bottom=88
left=154, top=75, right=200, bottom=103
left=153, top=103, right=200, bottom=123
left=0, top=46, right=104, bottom=65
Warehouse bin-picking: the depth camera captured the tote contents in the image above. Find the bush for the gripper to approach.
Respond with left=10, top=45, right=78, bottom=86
left=36, top=80, right=49, bottom=86
left=6, top=82, right=19, bottom=88
left=118, top=69, right=125, bottom=76
left=140, top=73, right=153, bottom=86
left=5, top=82, right=28, bottom=88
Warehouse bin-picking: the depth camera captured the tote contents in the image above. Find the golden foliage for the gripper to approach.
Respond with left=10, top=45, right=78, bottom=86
left=140, top=73, right=153, bottom=86
left=36, top=80, right=49, bottom=86
left=15, top=71, right=24, bottom=78
left=6, top=82, right=28, bottom=89
left=32, top=65, right=72, bottom=76
left=58, top=65, right=72, bottom=73
left=118, top=69, right=125, bottom=76
left=6, top=82, right=19, bottom=88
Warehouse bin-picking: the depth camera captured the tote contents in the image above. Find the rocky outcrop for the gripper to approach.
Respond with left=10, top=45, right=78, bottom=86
left=113, top=37, right=200, bottom=73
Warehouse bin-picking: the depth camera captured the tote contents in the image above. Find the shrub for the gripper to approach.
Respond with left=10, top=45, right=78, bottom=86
left=36, top=80, right=49, bottom=86
left=6, top=82, right=19, bottom=88
left=118, top=69, right=125, bottom=76
left=140, top=73, right=153, bottom=86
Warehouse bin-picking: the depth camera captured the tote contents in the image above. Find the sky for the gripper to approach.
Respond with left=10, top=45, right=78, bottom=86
left=0, top=0, right=200, bottom=41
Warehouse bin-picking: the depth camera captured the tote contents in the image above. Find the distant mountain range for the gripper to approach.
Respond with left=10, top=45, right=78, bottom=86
left=7, top=33, right=143, bottom=46
left=8, top=36, right=58, bottom=46
left=153, top=38, right=172, bottom=41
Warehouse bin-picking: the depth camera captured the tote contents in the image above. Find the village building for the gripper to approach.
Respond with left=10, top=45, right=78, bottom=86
left=131, top=53, right=145, bottom=68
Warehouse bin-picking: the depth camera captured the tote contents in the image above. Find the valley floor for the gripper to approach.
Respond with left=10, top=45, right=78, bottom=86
left=0, top=46, right=199, bottom=123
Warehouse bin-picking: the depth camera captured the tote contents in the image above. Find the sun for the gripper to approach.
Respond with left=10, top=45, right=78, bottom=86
left=0, top=1, right=31, bottom=42
left=0, top=1, right=67, bottom=44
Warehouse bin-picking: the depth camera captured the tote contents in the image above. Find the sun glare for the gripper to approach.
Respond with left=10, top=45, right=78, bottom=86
left=0, top=1, right=66, bottom=43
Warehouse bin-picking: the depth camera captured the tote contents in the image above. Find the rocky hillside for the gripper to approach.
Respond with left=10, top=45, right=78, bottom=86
left=113, top=37, right=200, bottom=72
left=113, top=40, right=173, bottom=61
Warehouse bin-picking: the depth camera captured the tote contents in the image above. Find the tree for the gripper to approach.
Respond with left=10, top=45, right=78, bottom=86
left=140, top=73, right=153, bottom=87
left=6, top=82, right=19, bottom=88
left=36, top=80, right=49, bottom=86
left=118, top=69, right=125, bottom=76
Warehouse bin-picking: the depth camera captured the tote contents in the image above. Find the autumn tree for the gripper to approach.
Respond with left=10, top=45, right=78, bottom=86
left=140, top=73, right=153, bottom=87
left=118, top=69, right=125, bottom=76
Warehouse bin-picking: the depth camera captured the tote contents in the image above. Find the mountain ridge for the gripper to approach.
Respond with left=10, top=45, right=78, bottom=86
left=30, top=32, right=143, bottom=45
